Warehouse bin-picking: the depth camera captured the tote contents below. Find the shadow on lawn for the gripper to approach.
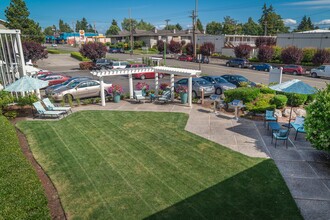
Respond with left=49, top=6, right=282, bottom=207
left=145, top=160, right=302, bottom=220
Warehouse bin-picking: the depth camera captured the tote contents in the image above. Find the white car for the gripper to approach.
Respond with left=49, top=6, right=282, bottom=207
left=311, top=65, right=330, bottom=78
left=111, top=61, right=129, bottom=69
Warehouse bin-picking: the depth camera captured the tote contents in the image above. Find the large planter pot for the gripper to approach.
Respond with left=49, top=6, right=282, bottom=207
left=113, top=94, right=121, bottom=103
left=180, top=92, right=188, bottom=104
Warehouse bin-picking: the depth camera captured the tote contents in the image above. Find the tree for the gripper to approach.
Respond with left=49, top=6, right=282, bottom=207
left=185, top=43, right=194, bottom=55
left=156, top=40, right=169, bottom=53
left=59, top=19, right=72, bottom=33
left=281, top=46, right=303, bottom=64
left=259, top=4, right=289, bottom=35
left=200, top=42, right=215, bottom=56
left=79, top=42, right=107, bottom=62
left=5, top=0, right=44, bottom=43
left=121, top=18, right=138, bottom=31
left=242, top=17, right=262, bottom=35
left=196, top=18, right=204, bottom=33
left=257, top=45, right=274, bottom=62
left=169, top=40, right=181, bottom=53
left=165, top=23, right=182, bottom=31
left=305, top=84, right=330, bottom=151
left=222, top=16, right=242, bottom=35
left=43, top=26, right=55, bottom=36
left=175, top=23, right=183, bottom=31
left=295, top=16, right=315, bottom=32
left=136, top=19, right=154, bottom=31
left=255, top=37, right=276, bottom=47
left=234, top=44, right=252, bottom=58
left=312, top=49, right=330, bottom=65
left=75, top=18, right=94, bottom=32
left=106, top=19, right=121, bottom=36
left=22, top=41, right=48, bottom=63
left=206, top=21, right=222, bottom=35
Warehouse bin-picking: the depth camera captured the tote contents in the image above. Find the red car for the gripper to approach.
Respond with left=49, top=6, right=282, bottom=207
left=282, top=65, right=305, bottom=75
left=36, top=71, right=53, bottom=79
left=126, top=64, right=165, bottom=79
left=178, top=54, right=193, bottom=62
left=42, top=74, right=71, bottom=86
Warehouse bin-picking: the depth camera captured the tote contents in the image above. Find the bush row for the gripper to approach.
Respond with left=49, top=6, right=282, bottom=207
left=70, top=52, right=90, bottom=61
left=47, top=49, right=60, bottom=54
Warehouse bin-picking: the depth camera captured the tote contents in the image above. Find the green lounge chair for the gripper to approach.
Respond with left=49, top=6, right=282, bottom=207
left=42, top=98, right=72, bottom=113
left=33, top=101, right=66, bottom=119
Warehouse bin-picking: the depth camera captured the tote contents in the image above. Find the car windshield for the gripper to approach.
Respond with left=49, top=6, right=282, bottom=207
left=67, top=81, right=81, bottom=89
left=214, top=77, right=227, bottom=83
left=237, top=76, right=248, bottom=82
left=195, top=79, right=212, bottom=86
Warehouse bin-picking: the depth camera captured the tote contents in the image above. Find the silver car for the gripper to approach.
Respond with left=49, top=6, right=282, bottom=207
left=51, top=80, right=112, bottom=101
left=201, top=76, right=236, bottom=94
left=175, top=78, right=215, bottom=98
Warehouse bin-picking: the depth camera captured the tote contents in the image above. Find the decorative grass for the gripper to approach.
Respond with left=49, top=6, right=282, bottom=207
left=0, top=116, right=50, bottom=219
left=17, top=111, right=302, bottom=219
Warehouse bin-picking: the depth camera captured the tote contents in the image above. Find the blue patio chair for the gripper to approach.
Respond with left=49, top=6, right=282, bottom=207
left=271, top=129, right=290, bottom=148
left=33, top=101, right=66, bottom=119
left=264, top=110, right=277, bottom=129
left=42, top=98, right=72, bottom=114
left=290, top=116, right=306, bottom=140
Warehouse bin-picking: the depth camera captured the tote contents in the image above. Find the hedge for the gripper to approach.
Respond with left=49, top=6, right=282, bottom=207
left=47, top=49, right=60, bottom=54
left=271, top=95, right=288, bottom=109
left=224, top=87, right=260, bottom=103
left=260, top=87, right=276, bottom=94
left=70, top=52, right=90, bottom=61
left=0, top=116, right=50, bottom=219
left=245, top=93, right=276, bottom=113
left=283, top=92, right=308, bottom=107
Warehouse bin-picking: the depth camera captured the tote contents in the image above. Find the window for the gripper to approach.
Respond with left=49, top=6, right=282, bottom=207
left=178, top=79, right=188, bottom=85
left=87, top=81, right=99, bottom=87
left=215, top=77, right=227, bottom=83
left=78, top=82, right=88, bottom=88
left=318, top=66, right=325, bottom=70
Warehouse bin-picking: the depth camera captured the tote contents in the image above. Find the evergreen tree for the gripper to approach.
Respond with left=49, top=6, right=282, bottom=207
left=75, top=18, right=95, bottom=32
left=222, top=16, right=242, bottom=34
left=296, top=16, right=315, bottom=32
left=242, top=17, right=262, bottom=35
left=106, top=19, right=121, bottom=35
left=43, top=25, right=56, bottom=36
left=175, top=23, right=183, bottom=31
left=259, top=3, right=289, bottom=35
left=165, top=23, right=182, bottom=31
left=5, top=0, right=44, bottom=43
left=121, top=18, right=138, bottom=31
left=205, top=21, right=222, bottom=35
left=136, top=19, right=154, bottom=31
left=196, top=18, right=204, bottom=33
left=59, top=19, right=72, bottom=33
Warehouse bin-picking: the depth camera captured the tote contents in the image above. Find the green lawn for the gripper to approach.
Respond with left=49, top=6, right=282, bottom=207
left=17, top=111, right=302, bottom=219
left=0, top=116, right=50, bottom=219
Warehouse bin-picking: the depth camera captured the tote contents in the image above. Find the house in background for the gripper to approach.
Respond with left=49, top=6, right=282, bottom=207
left=0, top=19, right=8, bottom=29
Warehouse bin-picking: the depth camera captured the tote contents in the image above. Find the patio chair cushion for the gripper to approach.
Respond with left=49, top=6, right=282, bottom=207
left=294, top=116, right=304, bottom=125
left=266, top=110, right=274, bottom=117
left=278, top=129, right=288, bottom=137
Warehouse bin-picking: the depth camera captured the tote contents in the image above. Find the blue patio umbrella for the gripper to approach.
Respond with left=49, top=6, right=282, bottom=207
left=4, top=76, right=49, bottom=92
left=269, top=79, right=317, bottom=127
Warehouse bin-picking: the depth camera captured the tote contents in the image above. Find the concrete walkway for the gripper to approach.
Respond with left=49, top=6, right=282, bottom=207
left=71, top=101, right=330, bottom=219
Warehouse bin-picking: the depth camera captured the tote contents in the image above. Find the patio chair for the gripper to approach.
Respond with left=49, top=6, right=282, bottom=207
left=264, top=110, right=277, bottom=129
left=290, top=116, right=306, bottom=140
left=157, top=89, right=171, bottom=103
left=271, top=129, right=290, bottom=148
left=42, top=98, right=72, bottom=114
left=133, top=90, right=146, bottom=103
left=33, top=101, right=66, bottom=119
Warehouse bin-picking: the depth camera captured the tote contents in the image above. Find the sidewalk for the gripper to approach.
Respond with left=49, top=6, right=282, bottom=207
left=72, top=101, right=330, bottom=219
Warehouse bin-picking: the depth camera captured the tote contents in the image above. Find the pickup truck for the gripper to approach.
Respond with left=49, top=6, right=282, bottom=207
left=311, top=65, right=330, bottom=78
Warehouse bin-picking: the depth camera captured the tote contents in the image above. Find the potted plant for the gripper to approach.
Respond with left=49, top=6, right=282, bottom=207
left=176, top=85, right=188, bottom=104
left=108, top=84, right=123, bottom=103
left=135, top=82, right=150, bottom=96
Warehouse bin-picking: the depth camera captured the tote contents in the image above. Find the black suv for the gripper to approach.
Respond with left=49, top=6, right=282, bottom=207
left=225, top=58, right=251, bottom=68
left=221, top=74, right=256, bottom=87
left=95, top=59, right=112, bottom=69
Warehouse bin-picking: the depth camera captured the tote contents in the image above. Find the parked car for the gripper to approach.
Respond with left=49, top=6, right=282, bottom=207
left=310, top=65, right=330, bottom=78
left=42, top=74, right=71, bottom=86
left=109, top=48, right=124, bottom=53
left=95, top=58, right=112, bottom=69
left=125, top=64, right=165, bottom=79
left=175, top=78, right=215, bottom=99
left=221, top=74, right=256, bottom=87
left=178, top=54, right=193, bottom=62
left=201, top=76, right=236, bottom=94
left=45, top=76, right=92, bottom=96
left=282, top=65, right=305, bottom=75
left=35, top=71, right=53, bottom=79
left=110, top=61, right=129, bottom=69
left=195, top=56, right=209, bottom=64
left=251, top=63, right=273, bottom=72
left=225, top=58, right=251, bottom=68
left=51, top=80, right=112, bottom=101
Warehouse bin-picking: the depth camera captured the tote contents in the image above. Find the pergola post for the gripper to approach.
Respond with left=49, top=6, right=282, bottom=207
left=100, top=76, right=106, bottom=106
left=155, top=72, right=159, bottom=96
left=129, top=74, right=133, bottom=99
left=35, top=89, right=41, bottom=99
left=188, top=76, right=192, bottom=107
left=170, top=74, right=175, bottom=101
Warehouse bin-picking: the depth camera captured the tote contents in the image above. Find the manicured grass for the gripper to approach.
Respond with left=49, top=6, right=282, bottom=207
left=17, top=111, right=302, bottom=219
left=0, top=116, right=50, bottom=219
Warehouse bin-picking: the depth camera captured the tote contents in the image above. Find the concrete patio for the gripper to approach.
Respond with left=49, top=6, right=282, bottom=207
left=68, top=100, right=330, bottom=219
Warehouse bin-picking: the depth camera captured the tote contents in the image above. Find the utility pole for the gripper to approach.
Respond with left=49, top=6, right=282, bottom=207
left=189, top=0, right=198, bottom=59
left=72, top=21, right=76, bottom=47
left=164, top=19, right=170, bottom=65
left=129, top=8, right=133, bottom=57
left=264, top=21, right=268, bottom=36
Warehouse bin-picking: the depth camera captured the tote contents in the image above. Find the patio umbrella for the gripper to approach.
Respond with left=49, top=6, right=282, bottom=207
left=269, top=79, right=317, bottom=127
left=4, top=76, right=48, bottom=98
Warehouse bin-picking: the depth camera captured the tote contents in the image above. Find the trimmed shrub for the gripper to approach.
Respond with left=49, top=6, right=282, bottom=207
left=16, top=94, right=38, bottom=107
left=245, top=93, right=276, bottom=113
left=283, top=93, right=308, bottom=107
left=272, top=46, right=282, bottom=61
left=255, top=37, right=276, bottom=48
left=185, top=43, right=194, bottom=55
left=79, top=42, right=107, bottom=62
left=312, top=49, right=330, bottom=66
left=270, top=95, right=288, bottom=109
left=169, top=40, right=182, bottom=54
left=71, top=52, right=90, bottom=61
left=281, top=46, right=303, bottom=64
left=224, top=87, right=260, bottom=103
left=258, top=45, right=274, bottom=62
left=47, top=49, right=60, bottom=54
left=79, top=62, right=94, bottom=70
left=260, top=87, right=276, bottom=94
left=134, top=40, right=145, bottom=49
left=234, top=44, right=253, bottom=59
left=156, top=40, right=169, bottom=53
left=306, top=93, right=317, bottom=104
left=200, top=42, right=215, bottom=56
left=302, top=48, right=317, bottom=63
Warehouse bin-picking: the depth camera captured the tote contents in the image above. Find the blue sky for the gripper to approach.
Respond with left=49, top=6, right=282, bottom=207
left=1, top=0, right=330, bottom=33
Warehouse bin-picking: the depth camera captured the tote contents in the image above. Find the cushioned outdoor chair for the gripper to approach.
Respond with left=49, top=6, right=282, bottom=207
left=271, top=129, right=290, bottom=148
left=264, top=110, right=277, bottom=129
left=33, top=101, right=66, bottom=119
left=290, top=116, right=306, bottom=140
left=42, top=98, right=72, bottom=114
left=133, top=90, right=146, bottom=103
left=157, top=89, right=171, bottom=104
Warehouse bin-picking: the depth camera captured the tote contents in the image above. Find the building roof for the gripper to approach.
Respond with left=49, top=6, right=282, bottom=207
left=0, top=19, right=8, bottom=29
left=298, top=29, right=330, bottom=33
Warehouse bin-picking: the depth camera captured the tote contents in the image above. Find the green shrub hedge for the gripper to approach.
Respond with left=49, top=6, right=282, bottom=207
left=246, top=94, right=276, bottom=113
left=283, top=93, right=308, bottom=107
left=271, top=95, right=288, bottom=109
left=70, top=52, right=90, bottom=61
left=260, top=87, right=276, bottom=94
left=0, top=116, right=50, bottom=219
left=47, top=49, right=60, bottom=54
left=224, top=87, right=260, bottom=103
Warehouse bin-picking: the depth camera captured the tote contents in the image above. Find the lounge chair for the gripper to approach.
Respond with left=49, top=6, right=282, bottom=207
left=290, top=116, right=306, bottom=140
left=271, top=129, right=290, bottom=148
left=264, top=110, right=277, bottom=129
left=42, top=98, right=72, bottom=113
left=157, top=90, right=171, bottom=103
left=33, top=101, right=66, bottom=119
left=133, top=90, right=146, bottom=103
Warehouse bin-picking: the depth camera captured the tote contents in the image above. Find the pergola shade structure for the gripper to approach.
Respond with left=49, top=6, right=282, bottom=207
left=90, top=66, right=202, bottom=106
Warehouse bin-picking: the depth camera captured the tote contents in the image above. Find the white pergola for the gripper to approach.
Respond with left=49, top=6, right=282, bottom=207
left=90, top=66, right=201, bottom=107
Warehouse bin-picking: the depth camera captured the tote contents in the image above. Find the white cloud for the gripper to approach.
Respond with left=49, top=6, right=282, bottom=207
left=283, top=19, right=297, bottom=26
left=315, top=19, right=330, bottom=25
left=286, top=0, right=330, bottom=6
